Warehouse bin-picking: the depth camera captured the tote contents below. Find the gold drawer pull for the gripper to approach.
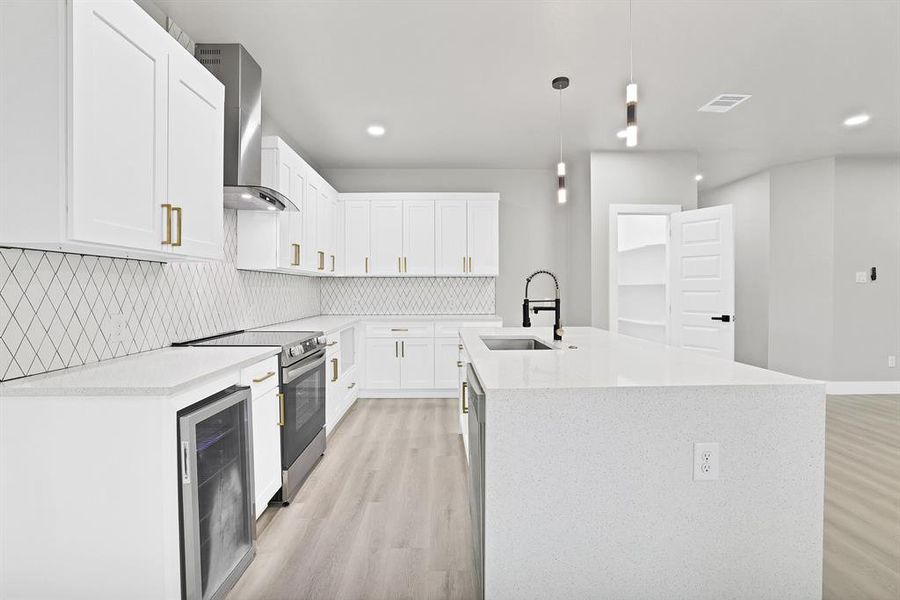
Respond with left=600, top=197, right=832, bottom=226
left=162, top=204, right=173, bottom=245
left=278, top=393, right=285, bottom=426
left=331, top=358, right=339, bottom=382
left=252, top=371, right=276, bottom=383
left=173, top=206, right=183, bottom=247
left=462, top=381, right=468, bottom=414
left=391, top=328, right=409, bottom=332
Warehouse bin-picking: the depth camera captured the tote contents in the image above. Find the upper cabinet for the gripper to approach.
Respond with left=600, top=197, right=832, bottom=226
left=0, top=0, right=224, bottom=261
left=341, top=193, right=499, bottom=277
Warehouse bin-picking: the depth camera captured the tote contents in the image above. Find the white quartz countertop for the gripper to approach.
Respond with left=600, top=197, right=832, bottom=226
left=463, top=326, right=817, bottom=391
left=254, top=314, right=503, bottom=334
left=0, top=346, right=279, bottom=398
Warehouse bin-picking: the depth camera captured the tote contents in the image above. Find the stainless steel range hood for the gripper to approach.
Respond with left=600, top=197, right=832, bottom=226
left=195, top=43, right=287, bottom=211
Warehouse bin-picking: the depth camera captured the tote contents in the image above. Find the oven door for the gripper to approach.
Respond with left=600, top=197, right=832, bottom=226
left=280, top=349, right=326, bottom=469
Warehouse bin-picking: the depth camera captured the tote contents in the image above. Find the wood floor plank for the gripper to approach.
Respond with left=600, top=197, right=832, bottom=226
left=228, top=398, right=475, bottom=600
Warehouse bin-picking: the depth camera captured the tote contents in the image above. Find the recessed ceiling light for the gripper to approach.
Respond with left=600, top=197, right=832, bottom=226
left=695, top=174, right=704, bottom=182
left=843, top=113, right=870, bottom=127
left=367, top=124, right=386, bottom=137
left=266, top=205, right=277, bottom=211
left=616, top=129, right=628, bottom=139
left=241, top=193, right=252, bottom=200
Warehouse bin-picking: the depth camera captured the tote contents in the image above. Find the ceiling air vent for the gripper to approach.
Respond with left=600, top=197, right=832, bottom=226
left=698, top=94, right=752, bottom=113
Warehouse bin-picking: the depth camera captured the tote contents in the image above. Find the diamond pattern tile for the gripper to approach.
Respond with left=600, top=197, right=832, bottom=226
left=0, top=210, right=320, bottom=381
left=320, top=277, right=495, bottom=315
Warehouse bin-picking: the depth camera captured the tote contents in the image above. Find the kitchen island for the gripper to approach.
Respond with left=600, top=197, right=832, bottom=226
left=461, top=326, right=825, bottom=600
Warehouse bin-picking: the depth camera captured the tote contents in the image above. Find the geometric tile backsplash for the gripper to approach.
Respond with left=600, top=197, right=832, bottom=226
left=321, top=276, right=495, bottom=315
left=0, top=210, right=320, bottom=381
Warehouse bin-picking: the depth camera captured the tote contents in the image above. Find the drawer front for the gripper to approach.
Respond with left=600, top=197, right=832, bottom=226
left=365, top=322, right=434, bottom=338
left=435, top=320, right=501, bottom=337
left=240, top=356, right=280, bottom=396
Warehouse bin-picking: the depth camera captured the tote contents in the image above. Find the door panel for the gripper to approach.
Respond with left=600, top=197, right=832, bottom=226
left=365, top=338, right=401, bottom=388
left=345, top=201, right=370, bottom=275
left=302, top=178, right=320, bottom=270
left=369, top=201, right=403, bottom=275
left=316, top=187, right=332, bottom=272
left=466, top=200, right=499, bottom=275
left=402, top=201, right=435, bottom=275
left=435, top=338, right=460, bottom=389
left=167, top=47, right=224, bottom=259
left=669, top=205, right=735, bottom=360
left=70, top=0, right=169, bottom=251
left=401, top=338, right=435, bottom=389
left=435, top=200, right=468, bottom=275
left=252, top=388, right=281, bottom=518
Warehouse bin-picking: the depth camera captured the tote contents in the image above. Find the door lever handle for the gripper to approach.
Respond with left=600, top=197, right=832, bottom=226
left=711, top=315, right=732, bottom=322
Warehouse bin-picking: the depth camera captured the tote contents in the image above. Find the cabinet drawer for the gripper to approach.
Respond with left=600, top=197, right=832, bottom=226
left=365, top=322, right=434, bottom=338
left=435, top=320, right=501, bottom=337
left=240, top=356, right=280, bottom=396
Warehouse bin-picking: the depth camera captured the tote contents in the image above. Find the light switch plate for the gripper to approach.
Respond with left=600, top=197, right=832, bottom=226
left=856, top=271, right=868, bottom=283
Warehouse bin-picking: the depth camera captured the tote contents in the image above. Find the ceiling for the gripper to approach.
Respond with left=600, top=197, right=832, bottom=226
left=155, top=0, right=900, bottom=188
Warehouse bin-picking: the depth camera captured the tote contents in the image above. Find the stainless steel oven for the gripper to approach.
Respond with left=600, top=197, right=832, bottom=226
left=277, top=347, right=327, bottom=502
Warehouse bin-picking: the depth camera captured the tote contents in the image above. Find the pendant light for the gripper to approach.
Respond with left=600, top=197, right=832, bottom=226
left=625, top=0, right=638, bottom=148
left=552, top=75, right=569, bottom=204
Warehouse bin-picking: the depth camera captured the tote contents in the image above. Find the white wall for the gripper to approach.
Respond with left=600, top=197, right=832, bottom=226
left=589, top=152, right=698, bottom=329
left=832, top=157, right=900, bottom=381
left=700, top=172, right=771, bottom=368
left=322, top=168, right=572, bottom=328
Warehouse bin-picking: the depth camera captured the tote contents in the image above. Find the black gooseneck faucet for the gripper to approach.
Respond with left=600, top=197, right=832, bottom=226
left=522, top=270, right=563, bottom=341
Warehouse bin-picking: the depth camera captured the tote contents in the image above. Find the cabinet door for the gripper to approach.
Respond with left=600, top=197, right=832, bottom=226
left=252, top=388, right=281, bottom=518
left=332, top=192, right=343, bottom=275
left=276, top=206, right=301, bottom=270
left=400, top=338, right=435, bottom=389
left=344, top=201, right=370, bottom=275
left=316, top=185, right=332, bottom=272
left=167, top=46, right=224, bottom=259
left=70, top=0, right=169, bottom=251
left=466, top=200, right=499, bottom=275
left=325, top=351, right=342, bottom=432
left=434, top=200, right=468, bottom=275
left=365, top=338, right=401, bottom=389
left=402, top=201, right=435, bottom=275
left=434, top=337, right=460, bottom=389
left=301, top=177, right=320, bottom=270
left=369, top=201, right=403, bottom=275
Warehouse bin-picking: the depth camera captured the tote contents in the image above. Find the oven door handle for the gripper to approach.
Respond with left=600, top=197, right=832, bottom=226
left=282, top=350, right=326, bottom=385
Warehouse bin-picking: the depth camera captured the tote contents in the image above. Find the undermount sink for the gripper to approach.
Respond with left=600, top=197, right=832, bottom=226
left=481, top=336, right=552, bottom=351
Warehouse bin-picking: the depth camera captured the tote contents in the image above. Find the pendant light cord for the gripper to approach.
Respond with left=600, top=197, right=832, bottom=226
left=558, top=88, right=563, bottom=163
left=628, top=0, right=633, bottom=83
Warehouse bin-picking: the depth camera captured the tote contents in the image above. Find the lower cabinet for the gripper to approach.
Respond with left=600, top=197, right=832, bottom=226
left=365, top=337, right=435, bottom=389
left=365, top=338, right=402, bottom=389
left=435, top=337, right=461, bottom=389
left=251, top=387, right=282, bottom=518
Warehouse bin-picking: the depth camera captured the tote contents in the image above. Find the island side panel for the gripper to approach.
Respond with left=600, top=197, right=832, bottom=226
left=483, top=383, right=825, bottom=600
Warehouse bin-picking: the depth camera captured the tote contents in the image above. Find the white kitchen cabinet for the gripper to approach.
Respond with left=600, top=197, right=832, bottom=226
left=251, top=387, right=281, bottom=518
left=0, top=0, right=224, bottom=261
left=345, top=200, right=371, bottom=275
left=434, top=200, right=468, bottom=275
left=370, top=201, right=404, bottom=275
left=332, top=190, right=344, bottom=275
left=466, top=200, right=500, bottom=275
left=365, top=338, right=402, bottom=388
left=402, top=201, right=435, bottom=275
left=302, top=176, right=321, bottom=271
left=435, top=338, right=461, bottom=389
left=400, top=338, right=435, bottom=389
left=316, top=180, right=333, bottom=273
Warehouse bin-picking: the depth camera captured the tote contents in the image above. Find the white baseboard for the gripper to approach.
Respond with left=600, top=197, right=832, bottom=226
left=826, top=381, right=900, bottom=395
left=359, top=389, right=456, bottom=399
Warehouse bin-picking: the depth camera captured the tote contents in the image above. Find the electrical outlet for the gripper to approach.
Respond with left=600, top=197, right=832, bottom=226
left=693, top=442, right=719, bottom=481
left=889, top=355, right=897, bottom=368
left=855, top=271, right=868, bottom=284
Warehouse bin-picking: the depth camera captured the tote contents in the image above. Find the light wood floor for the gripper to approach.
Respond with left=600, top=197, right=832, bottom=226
left=823, top=394, right=900, bottom=600
left=228, top=398, right=476, bottom=600
left=229, top=395, right=899, bottom=600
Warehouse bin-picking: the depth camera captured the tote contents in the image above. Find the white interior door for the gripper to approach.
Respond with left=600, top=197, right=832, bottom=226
left=402, top=200, right=435, bottom=275
left=669, top=205, right=735, bottom=360
left=167, top=47, right=224, bottom=259
left=345, top=201, right=371, bottom=275
left=70, top=0, right=169, bottom=251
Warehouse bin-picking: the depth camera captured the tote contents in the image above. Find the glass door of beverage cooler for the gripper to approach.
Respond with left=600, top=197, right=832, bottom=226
left=179, top=386, right=256, bottom=600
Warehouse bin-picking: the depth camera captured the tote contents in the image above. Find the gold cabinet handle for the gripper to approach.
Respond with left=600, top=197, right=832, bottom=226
left=401, top=340, right=405, bottom=358
left=252, top=371, right=276, bottom=383
left=390, top=328, right=409, bottom=332
left=468, top=256, right=472, bottom=273
left=462, top=381, right=468, bottom=414
left=325, top=341, right=338, bottom=347
left=278, top=393, right=285, bottom=426
left=462, top=256, right=467, bottom=273
left=457, top=361, right=464, bottom=368
left=318, top=251, right=325, bottom=270
left=365, top=256, right=369, bottom=273
left=331, top=358, right=339, bottom=382
left=161, top=204, right=173, bottom=245
left=403, top=257, right=408, bottom=273
left=172, top=206, right=183, bottom=247
left=398, top=256, right=402, bottom=273
left=291, top=243, right=300, bottom=266
left=331, top=254, right=335, bottom=272
left=347, top=382, right=356, bottom=389
left=458, top=344, right=464, bottom=350
left=395, top=341, right=399, bottom=358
